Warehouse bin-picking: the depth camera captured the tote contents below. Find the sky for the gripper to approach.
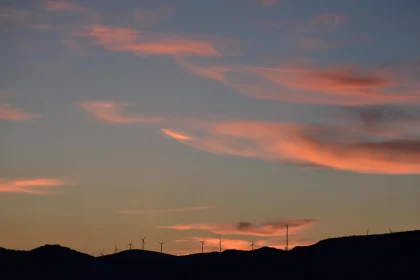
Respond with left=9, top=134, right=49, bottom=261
left=1, top=0, right=420, bottom=256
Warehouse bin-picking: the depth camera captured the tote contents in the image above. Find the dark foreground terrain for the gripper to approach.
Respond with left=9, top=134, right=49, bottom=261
left=1, top=230, right=419, bottom=280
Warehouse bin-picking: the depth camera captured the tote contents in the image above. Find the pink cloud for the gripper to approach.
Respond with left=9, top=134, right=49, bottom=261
left=119, top=206, right=216, bottom=215
left=79, top=101, right=162, bottom=124
left=177, top=58, right=420, bottom=106
left=162, top=128, right=196, bottom=141
left=0, top=102, right=39, bottom=121
left=159, top=219, right=315, bottom=237
left=0, top=178, right=74, bottom=195
left=76, top=25, right=221, bottom=57
left=162, top=115, right=420, bottom=174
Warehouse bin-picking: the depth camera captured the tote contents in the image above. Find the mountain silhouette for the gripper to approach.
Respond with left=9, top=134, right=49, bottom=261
left=1, top=230, right=419, bottom=279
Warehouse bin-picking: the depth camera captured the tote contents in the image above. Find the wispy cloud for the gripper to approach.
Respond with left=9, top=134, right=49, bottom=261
left=162, top=128, right=196, bottom=141
left=0, top=102, right=39, bottom=121
left=299, top=14, right=350, bottom=32
left=119, top=206, right=216, bottom=215
left=159, top=219, right=315, bottom=237
left=161, top=111, right=420, bottom=174
left=79, top=101, right=162, bottom=124
left=299, top=35, right=369, bottom=50
left=75, top=25, right=222, bottom=57
left=258, top=0, right=278, bottom=7
left=0, top=6, right=30, bottom=20
left=177, top=58, right=420, bottom=106
left=31, top=24, right=55, bottom=31
left=43, top=1, right=99, bottom=22
left=265, top=13, right=350, bottom=33
left=135, top=5, right=174, bottom=26
left=0, top=178, right=74, bottom=195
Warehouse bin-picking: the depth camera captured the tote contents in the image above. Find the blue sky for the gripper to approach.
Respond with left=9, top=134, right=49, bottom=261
left=1, top=0, right=419, bottom=255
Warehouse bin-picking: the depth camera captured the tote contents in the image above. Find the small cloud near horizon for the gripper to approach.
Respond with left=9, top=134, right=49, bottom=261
left=159, top=219, right=316, bottom=237
left=79, top=101, right=163, bottom=124
left=0, top=178, right=74, bottom=195
left=119, top=205, right=216, bottom=215
left=0, top=102, right=40, bottom=121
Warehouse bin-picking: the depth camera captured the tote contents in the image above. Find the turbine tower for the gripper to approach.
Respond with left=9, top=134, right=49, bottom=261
left=139, top=236, right=146, bottom=250
left=199, top=239, right=206, bottom=254
left=158, top=241, right=165, bottom=253
left=127, top=241, right=133, bottom=250
left=389, top=228, right=393, bottom=234
left=250, top=240, right=257, bottom=251
left=286, top=224, right=289, bottom=251
left=114, top=245, right=120, bottom=254
left=100, top=249, right=104, bottom=256
left=218, top=237, right=223, bottom=253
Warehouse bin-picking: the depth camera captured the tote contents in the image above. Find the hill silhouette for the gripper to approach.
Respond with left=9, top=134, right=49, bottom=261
left=1, top=230, right=419, bottom=279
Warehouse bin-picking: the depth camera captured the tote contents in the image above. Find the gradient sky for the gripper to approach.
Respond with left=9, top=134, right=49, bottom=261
left=1, top=0, right=420, bottom=255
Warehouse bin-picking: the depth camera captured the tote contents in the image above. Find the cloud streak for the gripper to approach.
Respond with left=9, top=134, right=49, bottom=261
left=79, top=101, right=162, bottom=124
left=176, top=58, right=420, bottom=106
left=161, top=111, right=420, bottom=174
left=159, top=219, right=315, bottom=237
left=76, top=25, right=221, bottom=57
left=43, top=1, right=99, bottom=22
left=0, top=178, right=74, bottom=195
left=0, top=102, right=39, bottom=121
left=119, top=206, right=216, bottom=215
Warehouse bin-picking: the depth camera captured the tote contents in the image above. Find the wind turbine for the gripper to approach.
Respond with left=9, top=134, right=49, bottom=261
left=158, top=241, right=165, bottom=253
left=389, top=228, right=393, bottom=234
left=286, top=224, right=289, bottom=251
left=127, top=241, right=133, bottom=250
left=367, top=229, right=369, bottom=236
left=100, top=249, right=104, bottom=256
left=199, top=239, right=206, bottom=253
left=250, top=240, right=257, bottom=251
left=114, top=245, right=120, bottom=254
left=139, top=236, right=146, bottom=250
left=218, top=237, right=223, bottom=253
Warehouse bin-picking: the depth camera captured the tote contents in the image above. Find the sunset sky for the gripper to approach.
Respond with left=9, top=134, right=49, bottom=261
left=1, top=0, right=420, bottom=255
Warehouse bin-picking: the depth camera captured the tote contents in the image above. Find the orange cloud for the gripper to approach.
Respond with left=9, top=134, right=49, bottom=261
left=0, top=102, right=39, bottom=121
left=119, top=206, right=216, bottom=215
left=159, top=219, right=315, bottom=237
left=79, top=101, right=162, bottom=124
left=162, top=128, right=195, bottom=141
left=0, top=178, right=73, bottom=195
left=162, top=116, right=420, bottom=174
left=78, top=25, right=221, bottom=57
left=177, top=59, right=420, bottom=106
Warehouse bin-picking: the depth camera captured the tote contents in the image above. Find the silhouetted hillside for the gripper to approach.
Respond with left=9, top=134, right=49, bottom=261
left=1, top=230, right=419, bottom=279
